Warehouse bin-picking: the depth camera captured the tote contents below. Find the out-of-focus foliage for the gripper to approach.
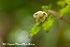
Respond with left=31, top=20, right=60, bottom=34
left=66, top=0, right=70, bottom=5
left=59, top=5, right=70, bottom=16
left=57, top=1, right=65, bottom=7
left=58, top=0, right=70, bottom=16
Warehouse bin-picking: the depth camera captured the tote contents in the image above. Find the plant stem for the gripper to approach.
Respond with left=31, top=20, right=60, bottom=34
left=48, top=9, right=70, bottom=24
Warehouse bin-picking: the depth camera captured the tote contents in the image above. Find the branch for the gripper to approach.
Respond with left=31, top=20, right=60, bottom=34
left=48, top=10, right=58, bottom=16
left=48, top=9, right=70, bottom=24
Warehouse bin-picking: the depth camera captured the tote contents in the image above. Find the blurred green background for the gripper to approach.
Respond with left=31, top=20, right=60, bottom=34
left=0, top=0, right=70, bottom=47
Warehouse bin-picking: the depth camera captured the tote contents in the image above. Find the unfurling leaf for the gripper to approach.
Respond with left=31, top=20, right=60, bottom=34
left=29, top=22, right=41, bottom=37
left=41, top=5, right=49, bottom=12
left=42, top=15, right=54, bottom=31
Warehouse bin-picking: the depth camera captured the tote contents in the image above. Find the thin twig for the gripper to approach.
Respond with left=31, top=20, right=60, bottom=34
left=48, top=9, right=70, bottom=24
left=55, top=16, right=70, bottom=24
left=48, top=10, right=58, bottom=16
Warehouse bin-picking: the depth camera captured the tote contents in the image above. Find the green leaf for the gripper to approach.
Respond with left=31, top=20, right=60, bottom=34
left=29, top=22, right=41, bottom=37
left=42, top=15, right=54, bottom=31
left=59, top=5, right=70, bottom=16
left=41, top=5, right=49, bottom=12
left=66, top=0, right=70, bottom=5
